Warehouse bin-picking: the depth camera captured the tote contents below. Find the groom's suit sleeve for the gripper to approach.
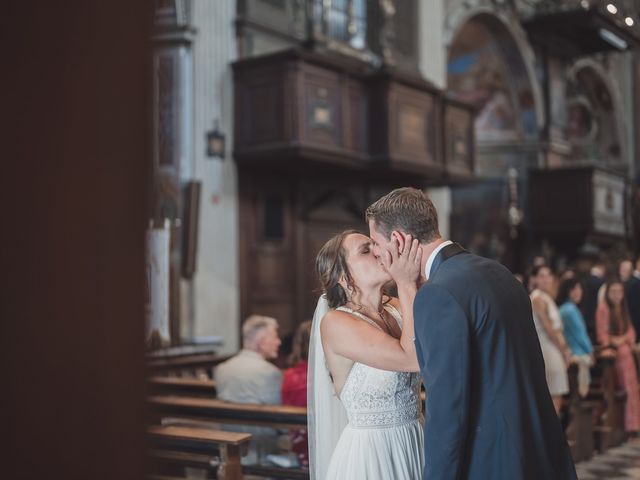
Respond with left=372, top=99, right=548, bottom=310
left=415, top=284, right=471, bottom=480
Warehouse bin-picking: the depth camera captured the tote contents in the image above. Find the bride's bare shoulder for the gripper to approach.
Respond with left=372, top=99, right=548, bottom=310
left=321, top=308, right=363, bottom=335
left=322, top=308, right=354, bottom=325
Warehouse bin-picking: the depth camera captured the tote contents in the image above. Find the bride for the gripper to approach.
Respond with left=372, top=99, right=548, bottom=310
left=309, top=229, right=424, bottom=479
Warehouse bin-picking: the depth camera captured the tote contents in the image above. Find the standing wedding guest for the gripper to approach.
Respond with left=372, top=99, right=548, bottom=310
left=214, top=315, right=283, bottom=463
left=557, top=278, right=593, bottom=357
left=281, top=320, right=312, bottom=468
left=624, top=257, right=640, bottom=336
left=530, top=265, right=571, bottom=415
left=619, top=259, right=634, bottom=282
left=596, top=281, right=640, bottom=435
left=558, top=278, right=594, bottom=396
left=583, top=260, right=606, bottom=341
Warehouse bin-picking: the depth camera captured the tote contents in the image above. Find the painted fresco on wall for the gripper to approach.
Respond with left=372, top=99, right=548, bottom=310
left=565, top=65, right=622, bottom=163
left=447, top=19, right=537, bottom=143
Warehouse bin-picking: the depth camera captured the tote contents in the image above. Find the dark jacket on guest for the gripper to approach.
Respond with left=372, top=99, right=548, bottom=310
left=414, top=244, right=576, bottom=480
left=582, top=273, right=604, bottom=342
left=625, top=274, right=640, bottom=337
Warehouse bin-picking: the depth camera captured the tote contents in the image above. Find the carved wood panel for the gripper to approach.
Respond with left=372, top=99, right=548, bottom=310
left=233, top=51, right=467, bottom=180
left=388, top=82, right=440, bottom=168
left=346, top=79, right=369, bottom=154
left=235, top=66, right=285, bottom=147
left=389, top=86, right=437, bottom=165
left=302, top=65, right=342, bottom=148
left=444, top=100, right=475, bottom=177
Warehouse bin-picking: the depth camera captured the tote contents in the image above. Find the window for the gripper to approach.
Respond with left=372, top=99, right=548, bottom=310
left=315, top=0, right=368, bottom=50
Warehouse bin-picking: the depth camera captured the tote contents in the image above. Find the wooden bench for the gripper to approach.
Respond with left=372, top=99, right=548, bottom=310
left=148, top=395, right=307, bottom=429
left=149, top=449, right=309, bottom=480
left=147, top=343, right=222, bottom=359
left=147, top=425, right=251, bottom=480
left=592, top=353, right=627, bottom=452
left=563, top=363, right=598, bottom=462
left=147, top=354, right=232, bottom=375
left=148, top=376, right=217, bottom=397
left=148, top=395, right=309, bottom=478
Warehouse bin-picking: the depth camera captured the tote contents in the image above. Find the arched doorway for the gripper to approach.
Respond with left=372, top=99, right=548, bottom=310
left=448, top=13, right=538, bottom=146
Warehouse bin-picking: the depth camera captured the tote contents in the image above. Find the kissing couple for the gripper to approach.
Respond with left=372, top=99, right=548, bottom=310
left=308, top=187, right=577, bottom=480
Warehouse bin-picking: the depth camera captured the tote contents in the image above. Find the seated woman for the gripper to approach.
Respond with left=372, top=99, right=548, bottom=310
left=596, top=280, right=640, bottom=435
left=557, top=278, right=594, bottom=357
left=281, top=320, right=312, bottom=468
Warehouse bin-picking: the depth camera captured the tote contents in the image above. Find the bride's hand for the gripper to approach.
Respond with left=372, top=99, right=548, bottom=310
left=380, top=234, right=422, bottom=288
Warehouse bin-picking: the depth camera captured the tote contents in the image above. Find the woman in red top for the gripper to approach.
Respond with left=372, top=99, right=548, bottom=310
left=281, top=320, right=312, bottom=467
left=596, top=280, right=640, bottom=434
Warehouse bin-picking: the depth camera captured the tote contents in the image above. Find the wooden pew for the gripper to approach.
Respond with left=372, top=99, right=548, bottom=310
left=147, top=343, right=222, bottom=359
left=148, top=395, right=307, bottom=429
left=149, top=450, right=309, bottom=480
left=148, top=376, right=216, bottom=397
left=146, top=354, right=231, bottom=375
left=592, top=353, right=627, bottom=452
left=148, top=396, right=309, bottom=479
left=147, top=425, right=251, bottom=480
left=563, top=363, right=597, bottom=462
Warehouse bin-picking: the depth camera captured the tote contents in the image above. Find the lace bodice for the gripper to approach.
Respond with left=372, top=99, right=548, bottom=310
left=335, top=305, right=423, bottom=429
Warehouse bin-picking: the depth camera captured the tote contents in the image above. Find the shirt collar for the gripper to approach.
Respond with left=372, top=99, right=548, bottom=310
left=425, top=240, right=453, bottom=280
left=239, top=348, right=264, bottom=360
left=634, top=271, right=640, bottom=280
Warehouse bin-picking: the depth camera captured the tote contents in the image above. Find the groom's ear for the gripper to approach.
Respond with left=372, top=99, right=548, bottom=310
left=390, top=230, right=405, bottom=253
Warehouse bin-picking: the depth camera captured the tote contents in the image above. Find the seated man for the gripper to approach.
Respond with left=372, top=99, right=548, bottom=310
left=214, top=315, right=283, bottom=463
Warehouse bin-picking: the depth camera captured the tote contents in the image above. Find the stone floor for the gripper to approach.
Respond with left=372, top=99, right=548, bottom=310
left=576, top=439, right=640, bottom=479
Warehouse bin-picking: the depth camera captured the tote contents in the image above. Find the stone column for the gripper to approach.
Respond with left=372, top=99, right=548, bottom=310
left=151, top=0, right=195, bottom=343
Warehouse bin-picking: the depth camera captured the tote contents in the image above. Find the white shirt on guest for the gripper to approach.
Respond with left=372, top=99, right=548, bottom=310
left=424, top=240, right=453, bottom=280
left=214, top=348, right=282, bottom=405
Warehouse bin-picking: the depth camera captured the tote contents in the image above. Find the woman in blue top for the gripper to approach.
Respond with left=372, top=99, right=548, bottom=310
left=557, top=278, right=593, bottom=356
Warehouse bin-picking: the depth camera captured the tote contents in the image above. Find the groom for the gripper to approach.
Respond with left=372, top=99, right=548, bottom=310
left=366, top=188, right=576, bottom=480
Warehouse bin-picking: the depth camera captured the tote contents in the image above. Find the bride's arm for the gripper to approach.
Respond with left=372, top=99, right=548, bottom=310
left=321, top=309, right=420, bottom=372
left=391, top=283, right=418, bottom=367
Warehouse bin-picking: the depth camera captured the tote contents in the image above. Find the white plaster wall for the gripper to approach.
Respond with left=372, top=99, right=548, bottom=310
left=419, top=0, right=449, bottom=239
left=186, top=0, right=240, bottom=354
left=418, top=0, right=446, bottom=89
left=426, top=187, right=451, bottom=239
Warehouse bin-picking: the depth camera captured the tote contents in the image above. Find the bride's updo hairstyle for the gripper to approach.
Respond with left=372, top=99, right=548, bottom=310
left=316, top=230, right=360, bottom=309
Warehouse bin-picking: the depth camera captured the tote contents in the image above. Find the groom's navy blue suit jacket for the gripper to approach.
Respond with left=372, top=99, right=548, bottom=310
left=414, top=244, right=577, bottom=480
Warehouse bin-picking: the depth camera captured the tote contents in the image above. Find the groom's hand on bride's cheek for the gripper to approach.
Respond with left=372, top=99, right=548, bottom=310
left=381, top=235, right=402, bottom=273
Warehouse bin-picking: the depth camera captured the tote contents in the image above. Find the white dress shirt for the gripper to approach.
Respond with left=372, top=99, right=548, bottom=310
left=424, top=240, right=453, bottom=280
left=214, top=349, right=282, bottom=405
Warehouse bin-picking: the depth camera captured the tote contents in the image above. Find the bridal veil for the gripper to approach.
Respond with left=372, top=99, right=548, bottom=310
left=307, top=295, right=348, bottom=480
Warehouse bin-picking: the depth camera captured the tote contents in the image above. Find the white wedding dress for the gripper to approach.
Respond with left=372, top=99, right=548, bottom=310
left=322, top=305, right=425, bottom=480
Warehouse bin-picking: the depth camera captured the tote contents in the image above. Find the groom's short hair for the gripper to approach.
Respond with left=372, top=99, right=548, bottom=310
left=365, top=187, right=440, bottom=243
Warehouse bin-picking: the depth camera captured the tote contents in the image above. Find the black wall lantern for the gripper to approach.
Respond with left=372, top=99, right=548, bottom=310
left=206, top=120, right=225, bottom=159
